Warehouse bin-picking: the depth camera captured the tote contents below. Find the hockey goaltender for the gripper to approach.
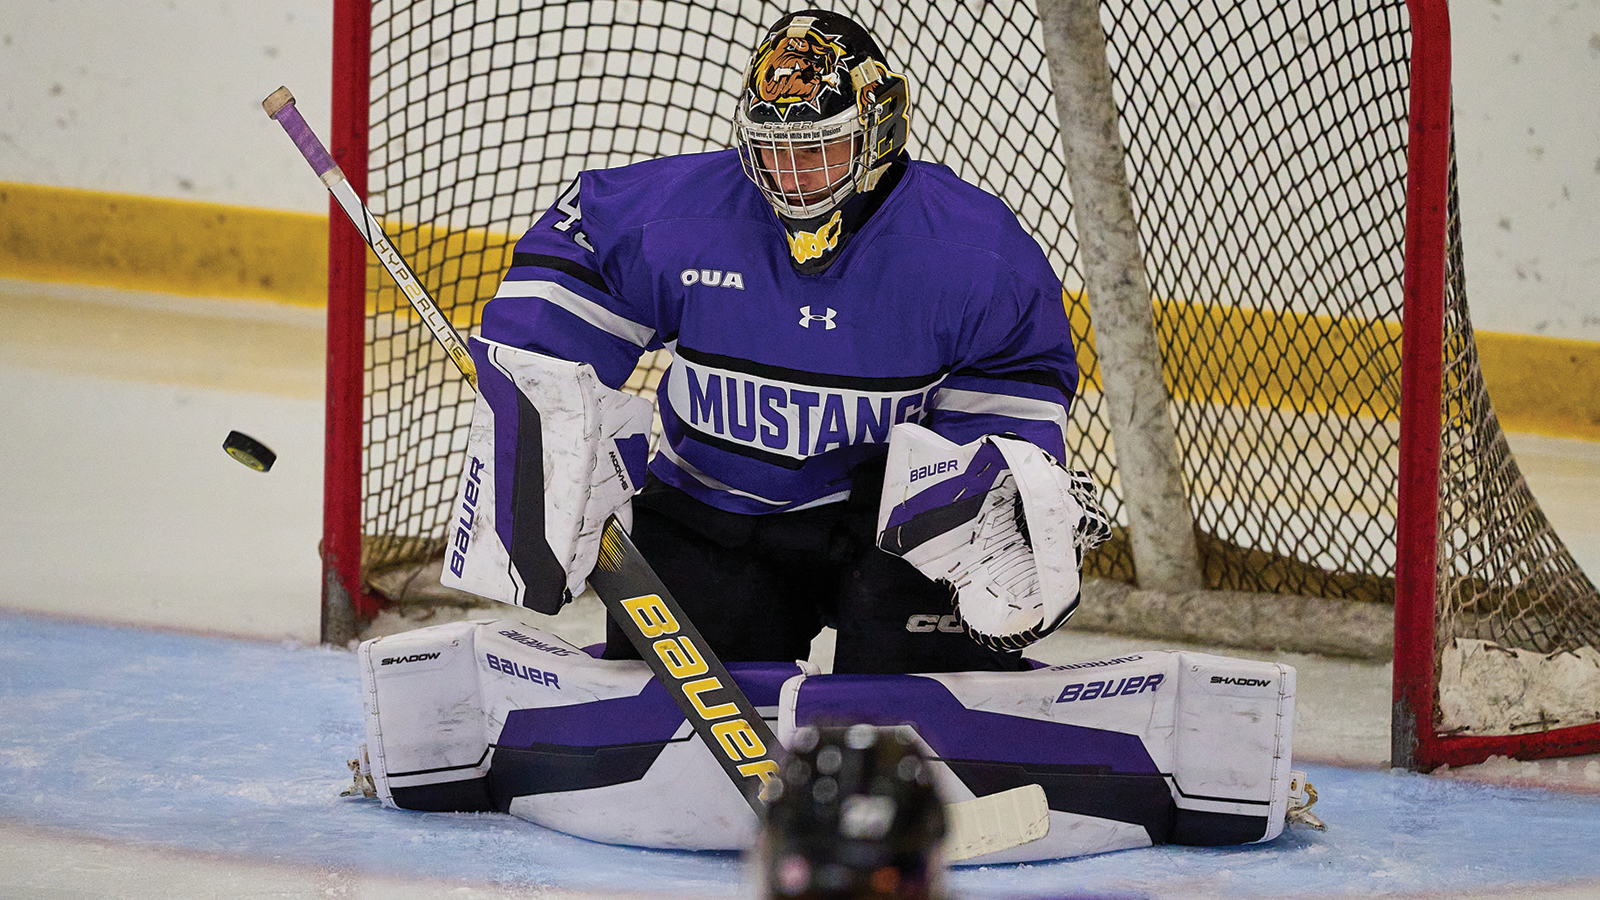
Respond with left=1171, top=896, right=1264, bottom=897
left=346, top=7, right=1320, bottom=872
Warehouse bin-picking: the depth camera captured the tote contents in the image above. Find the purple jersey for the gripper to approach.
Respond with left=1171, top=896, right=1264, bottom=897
left=481, top=149, right=1078, bottom=515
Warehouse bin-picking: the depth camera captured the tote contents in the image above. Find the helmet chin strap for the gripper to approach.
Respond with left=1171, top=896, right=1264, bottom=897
left=775, top=154, right=907, bottom=275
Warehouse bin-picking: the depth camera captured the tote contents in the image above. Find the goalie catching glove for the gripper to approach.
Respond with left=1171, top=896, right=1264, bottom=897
left=440, top=337, right=654, bottom=613
left=876, top=423, right=1111, bottom=651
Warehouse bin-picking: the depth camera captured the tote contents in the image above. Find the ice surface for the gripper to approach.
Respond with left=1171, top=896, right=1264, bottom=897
left=5, top=611, right=1600, bottom=900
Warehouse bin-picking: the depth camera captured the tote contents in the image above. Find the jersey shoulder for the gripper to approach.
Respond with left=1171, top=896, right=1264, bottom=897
left=884, top=161, right=1045, bottom=261
left=581, top=149, right=770, bottom=231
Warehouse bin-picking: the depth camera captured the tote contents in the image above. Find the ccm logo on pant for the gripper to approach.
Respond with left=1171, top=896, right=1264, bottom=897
left=906, top=614, right=965, bottom=633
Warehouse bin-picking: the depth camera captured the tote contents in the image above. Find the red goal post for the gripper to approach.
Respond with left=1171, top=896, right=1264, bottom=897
left=322, top=0, right=373, bottom=646
left=320, top=0, right=1600, bottom=771
left=1395, top=4, right=1600, bottom=769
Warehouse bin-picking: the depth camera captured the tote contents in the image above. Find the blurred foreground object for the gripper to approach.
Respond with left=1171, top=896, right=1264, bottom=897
left=760, top=724, right=947, bottom=900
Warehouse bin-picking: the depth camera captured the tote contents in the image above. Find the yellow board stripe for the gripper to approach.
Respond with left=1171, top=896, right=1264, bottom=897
left=0, top=181, right=328, bottom=307
left=1474, top=332, right=1600, bottom=440
left=1067, top=295, right=1403, bottom=419
left=1066, top=293, right=1600, bottom=441
left=2, top=181, right=1596, bottom=440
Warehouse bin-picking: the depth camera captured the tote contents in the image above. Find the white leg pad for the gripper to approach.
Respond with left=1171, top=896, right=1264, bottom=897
left=359, top=625, right=1294, bottom=860
left=359, top=620, right=498, bottom=811
left=358, top=619, right=799, bottom=850
left=777, top=649, right=1297, bottom=863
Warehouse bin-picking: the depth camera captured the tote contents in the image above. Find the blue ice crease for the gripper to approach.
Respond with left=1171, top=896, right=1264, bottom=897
left=3, top=610, right=1597, bottom=899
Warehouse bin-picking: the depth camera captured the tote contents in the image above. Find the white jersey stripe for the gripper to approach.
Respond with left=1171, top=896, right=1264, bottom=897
left=493, top=279, right=656, bottom=349
left=930, top=388, right=1072, bottom=446
left=656, top=441, right=850, bottom=510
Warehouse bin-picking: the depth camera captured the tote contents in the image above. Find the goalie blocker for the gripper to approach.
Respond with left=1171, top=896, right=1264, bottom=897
left=441, top=337, right=653, bottom=613
left=353, top=617, right=1306, bottom=863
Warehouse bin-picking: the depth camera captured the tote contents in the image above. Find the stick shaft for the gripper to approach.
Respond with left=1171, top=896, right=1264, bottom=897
left=589, top=517, right=782, bottom=811
left=264, top=88, right=477, bottom=389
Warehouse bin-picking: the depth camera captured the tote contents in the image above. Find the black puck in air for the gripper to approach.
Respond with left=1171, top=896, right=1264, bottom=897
left=223, top=430, right=277, bottom=472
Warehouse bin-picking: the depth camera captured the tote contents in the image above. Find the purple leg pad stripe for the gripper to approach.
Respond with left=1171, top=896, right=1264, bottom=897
left=791, top=673, right=1160, bottom=774
left=497, top=662, right=800, bottom=748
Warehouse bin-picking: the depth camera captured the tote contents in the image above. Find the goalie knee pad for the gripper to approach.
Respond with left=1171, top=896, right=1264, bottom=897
left=876, top=423, right=1110, bottom=651
left=441, top=337, right=654, bottom=613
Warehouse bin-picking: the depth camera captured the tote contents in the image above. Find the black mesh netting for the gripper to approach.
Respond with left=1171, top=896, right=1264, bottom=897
left=356, top=0, right=1600, bottom=662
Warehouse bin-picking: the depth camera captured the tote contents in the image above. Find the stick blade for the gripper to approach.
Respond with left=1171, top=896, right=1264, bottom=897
left=262, top=86, right=295, bottom=118
left=942, top=783, right=1050, bottom=862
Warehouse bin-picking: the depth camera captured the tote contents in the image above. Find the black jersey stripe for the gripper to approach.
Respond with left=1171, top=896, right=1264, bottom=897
left=511, top=252, right=610, bottom=294
left=676, top=422, right=809, bottom=471
left=947, top=366, right=1076, bottom=400
left=676, top=344, right=947, bottom=393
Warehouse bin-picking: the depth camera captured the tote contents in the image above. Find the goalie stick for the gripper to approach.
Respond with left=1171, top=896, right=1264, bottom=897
left=263, top=82, right=779, bottom=811
left=263, top=85, right=1048, bottom=859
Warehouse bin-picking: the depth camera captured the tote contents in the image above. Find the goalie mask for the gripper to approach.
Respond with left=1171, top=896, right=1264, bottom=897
left=759, top=725, right=946, bottom=900
left=734, top=10, right=912, bottom=272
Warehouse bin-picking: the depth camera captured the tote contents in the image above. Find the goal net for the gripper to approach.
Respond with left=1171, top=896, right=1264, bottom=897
left=322, top=0, right=1600, bottom=769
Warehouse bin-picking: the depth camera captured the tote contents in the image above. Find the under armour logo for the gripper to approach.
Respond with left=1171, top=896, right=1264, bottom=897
left=799, top=306, right=837, bottom=330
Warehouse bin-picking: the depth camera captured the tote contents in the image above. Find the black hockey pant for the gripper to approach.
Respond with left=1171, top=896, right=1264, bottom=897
left=601, top=476, right=1029, bottom=674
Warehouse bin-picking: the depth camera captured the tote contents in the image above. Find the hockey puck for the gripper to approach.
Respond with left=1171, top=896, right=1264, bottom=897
left=223, top=430, right=277, bottom=472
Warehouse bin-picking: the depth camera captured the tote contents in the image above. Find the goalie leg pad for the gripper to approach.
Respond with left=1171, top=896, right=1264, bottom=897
left=360, top=619, right=803, bottom=850
left=777, top=650, right=1296, bottom=863
left=441, top=337, right=653, bottom=613
left=360, top=622, right=1293, bottom=860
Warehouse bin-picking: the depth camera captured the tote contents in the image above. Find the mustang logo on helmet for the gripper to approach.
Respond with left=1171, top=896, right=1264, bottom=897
left=749, top=24, right=849, bottom=119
